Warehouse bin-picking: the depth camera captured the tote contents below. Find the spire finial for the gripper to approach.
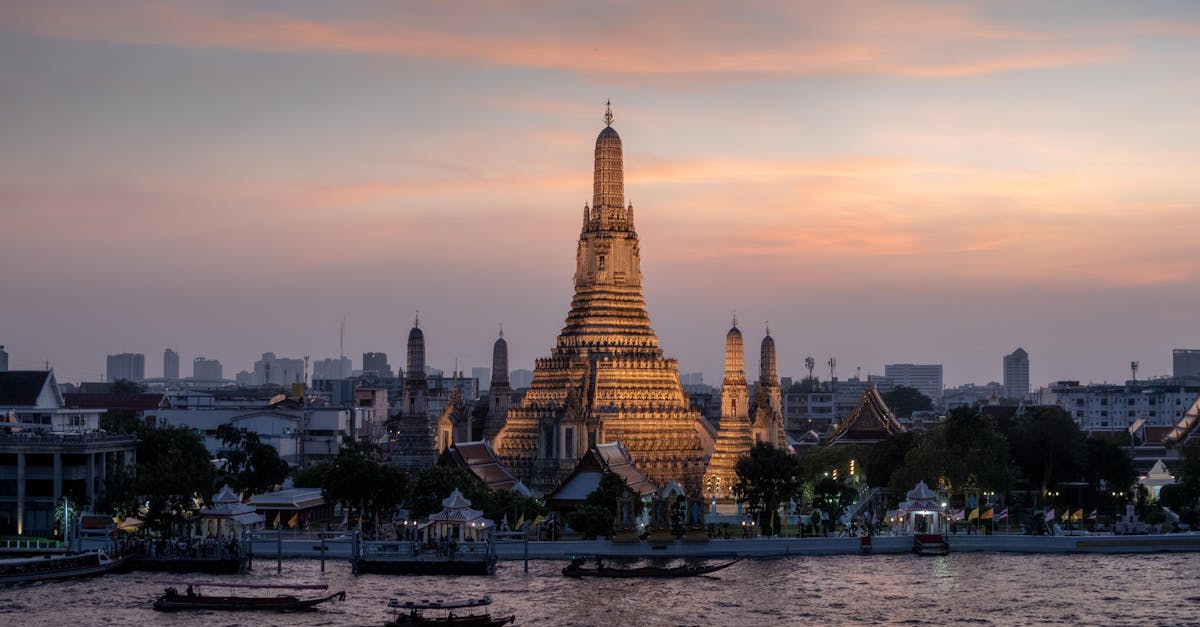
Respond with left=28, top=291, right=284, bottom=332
left=604, top=100, right=613, bottom=127
left=498, top=323, right=504, bottom=339
left=731, top=309, right=738, bottom=328
left=414, top=310, right=420, bottom=328
left=765, top=321, right=771, bottom=336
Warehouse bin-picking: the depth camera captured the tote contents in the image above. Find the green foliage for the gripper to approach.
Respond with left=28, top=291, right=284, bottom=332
left=100, top=410, right=148, bottom=437
left=1174, top=438, right=1200, bottom=510
left=1008, top=406, right=1084, bottom=493
left=565, top=472, right=642, bottom=539
left=215, top=424, right=290, bottom=497
left=811, top=476, right=858, bottom=528
left=889, top=406, right=1014, bottom=501
left=734, top=442, right=804, bottom=536
left=308, top=437, right=410, bottom=531
left=864, top=431, right=917, bottom=488
left=136, top=426, right=216, bottom=533
left=110, top=379, right=145, bottom=398
left=409, top=466, right=488, bottom=518
left=1080, top=436, right=1136, bottom=494
left=882, top=386, right=934, bottom=418
left=96, top=464, right=140, bottom=519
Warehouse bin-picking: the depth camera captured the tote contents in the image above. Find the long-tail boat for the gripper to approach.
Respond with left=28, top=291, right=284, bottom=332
left=561, top=557, right=741, bottom=578
left=385, top=596, right=515, bottom=626
left=0, top=550, right=123, bottom=584
left=152, top=582, right=346, bottom=611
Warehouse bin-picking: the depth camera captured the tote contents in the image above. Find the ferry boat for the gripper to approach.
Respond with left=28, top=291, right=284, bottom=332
left=0, top=550, right=122, bottom=584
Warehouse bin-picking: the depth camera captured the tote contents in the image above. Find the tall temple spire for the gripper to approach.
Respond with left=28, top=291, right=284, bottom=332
left=592, top=102, right=624, bottom=212
left=604, top=99, right=613, bottom=126
left=705, top=322, right=753, bottom=499
left=406, top=321, right=426, bottom=382
left=495, top=104, right=710, bottom=492
left=760, top=327, right=778, bottom=385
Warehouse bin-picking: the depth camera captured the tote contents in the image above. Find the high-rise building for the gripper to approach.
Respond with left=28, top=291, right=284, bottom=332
left=163, top=348, right=180, bottom=380
left=106, top=353, right=145, bottom=383
left=0, top=345, right=8, bottom=372
left=253, top=353, right=305, bottom=386
left=362, top=352, right=394, bottom=378
left=1174, top=349, right=1200, bottom=378
left=471, top=367, right=491, bottom=391
left=510, top=369, right=534, bottom=389
left=883, top=363, right=943, bottom=402
left=192, top=357, right=223, bottom=381
left=312, top=357, right=352, bottom=380
left=493, top=104, right=711, bottom=493
left=1003, top=348, right=1030, bottom=400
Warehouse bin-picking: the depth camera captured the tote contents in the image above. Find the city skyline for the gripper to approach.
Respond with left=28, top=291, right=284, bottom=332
left=3, top=1, right=1198, bottom=388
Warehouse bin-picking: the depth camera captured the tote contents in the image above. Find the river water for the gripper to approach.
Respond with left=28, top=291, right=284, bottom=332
left=2, top=553, right=1198, bottom=626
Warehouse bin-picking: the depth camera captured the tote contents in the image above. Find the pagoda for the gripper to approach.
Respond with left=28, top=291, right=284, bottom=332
left=391, top=316, right=437, bottom=470
left=702, top=321, right=755, bottom=500
left=493, top=103, right=714, bottom=493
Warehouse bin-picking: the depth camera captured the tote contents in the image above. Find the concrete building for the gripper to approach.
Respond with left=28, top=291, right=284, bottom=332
left=235, top=370, right=254, bottom=387
left=1174, top=349, right=1200, bottom=379
left=1051, top=377, right=1200, bottom=433
left=884, top=363, right=943, bottom=402
left=0, top=371, right=136, bottom=536
left=155, top=397, right=365, bottom=466
left=943, top=382, right=1006, bottom=409
left=1003, top=348, right=1030, bottom=400
left=312, top=357, right=351, bottom=380
left=0, top=345, right=8, bottom=372
left=362, top=352, right=394, bottom=378
left=253, top=353, right=305, bottom=386
left=510, top=369, right=534, bottom=389
left=106, top=353, right=145, bottom=383
left=472, top=367, right=491, bottom=392
left=163, top=348, right=179, bottom=381
left=192, top=357, right=223, bottom=382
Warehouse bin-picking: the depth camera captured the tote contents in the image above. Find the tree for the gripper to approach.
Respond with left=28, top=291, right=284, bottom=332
left=136, top=426, right=216, bottom=533
left=1080, top=436, right=1136, bottom=495
left=864, top=431, right=918, bottom=488
left=889, top=407, right=1014, bottom=505
left=307, top=437, right=410, bottom=531
left=1174, top=438, right=1200, bottom=510
left=734, top=442, right=804, bottom=536
left=215, top=424, right=290, bottom=497
left=882, top=386, right=933, bottom=418
left=566, top=472, right=642, bottom=539
left=1008, top=406, right=1084, bottom=494
left=96, top=464, right=140, bottom=520
left=811, top=477, right=858, bottom=532
left=409, top=466, right=488, bottom=518
left=110, top=378, right=144, bottom=399
left=100, top=409, right=148, bottom=437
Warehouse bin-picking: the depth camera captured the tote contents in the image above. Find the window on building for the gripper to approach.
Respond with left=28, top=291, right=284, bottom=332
left=1128, top=410, right=1135, bottom=417
left=565, top=427, right=575, bottom=459
left=1101, top=410, right=1108, bottom=417
left=1128, top=399, right=1136, bottom=406
left=598, top=255, right=606, bottom=271
left=1100, top=399, right=1108, bottom=406
left=1075, top=399, right=1084, bottom=406
left=1075, top=411, right=1084, bottom=418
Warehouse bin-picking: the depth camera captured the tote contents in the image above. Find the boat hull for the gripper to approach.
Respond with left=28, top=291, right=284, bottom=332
left=562, top=559, right=740, bottom=578
left=0, top=551, right=122, bottom=585
left=153, top=590, right=345, bottom=612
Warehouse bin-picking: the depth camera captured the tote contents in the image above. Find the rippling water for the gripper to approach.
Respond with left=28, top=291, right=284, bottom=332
left=3, top=553, right=1199, bottom=626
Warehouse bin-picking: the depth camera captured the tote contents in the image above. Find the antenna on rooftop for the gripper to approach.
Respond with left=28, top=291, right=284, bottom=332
left=805, top=356, right=815, bottom=380
left=1130, top=361, right=1139, bottom=383
left=340, top=317, right=346, bottom=378
left=828, top=357, right=837, bottom=381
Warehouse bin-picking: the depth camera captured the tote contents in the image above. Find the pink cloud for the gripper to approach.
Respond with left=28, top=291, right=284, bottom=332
left=2, top=0, right=1138, bottom=79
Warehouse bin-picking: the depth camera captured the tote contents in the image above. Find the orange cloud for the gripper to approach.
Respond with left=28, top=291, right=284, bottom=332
left=1, top=0, right=1138, bottom=79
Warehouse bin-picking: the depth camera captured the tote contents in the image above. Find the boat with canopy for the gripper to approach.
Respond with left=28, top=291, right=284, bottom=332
left=152, top=581, right=346, bottom=611
left=561, top=556, right=741, bottom=578
left=0, top=550, right=122, bottom=584
left=385, top=595, right=514, bottom=626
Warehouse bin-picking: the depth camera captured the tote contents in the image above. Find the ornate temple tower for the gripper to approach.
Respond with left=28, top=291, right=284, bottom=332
left=482, top=329, right=511, bottom=442
left=754, top=326, right=788, bottom=448
left=494, top=104, right=713, bottom=493
left=703, top=321, right=755, bottom=500
left=437, top=372, right=470, bottom=453
left=392, top=316, right=436, bottom=469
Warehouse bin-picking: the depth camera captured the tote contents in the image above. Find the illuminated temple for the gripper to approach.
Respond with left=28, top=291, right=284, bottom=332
left=493, top=104, right=715, bottom=494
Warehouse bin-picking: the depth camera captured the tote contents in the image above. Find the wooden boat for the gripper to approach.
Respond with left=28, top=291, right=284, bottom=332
left=152, top=582, right=346, bottom=611
left=562, top=557, right=741, bottom=578
left=386, top=596, right=515, bottom=626
left=0, top=550, right=122, bottom=584
left=913, top=533, right=950, bottom=556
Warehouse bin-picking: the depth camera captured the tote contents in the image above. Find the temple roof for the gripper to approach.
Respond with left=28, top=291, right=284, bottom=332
left=823, top=385, right=906, bottom=446
left=545, top=442, right=658, bottom=507
left=438, top=440, right=531, bottom=496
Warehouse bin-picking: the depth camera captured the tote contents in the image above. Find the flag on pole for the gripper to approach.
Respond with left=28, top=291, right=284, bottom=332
left=1044, top=509, right=1055, bottom=522
left=1061, top=510, right=1070, bottom=522
left=516, top=513, right=525, bottom=529
left=1088, top=509, right=1097, bottom=520
left=981, top=508, right=994, bottom=520
left=1071, top=509, right=1084, bottom=522
left=532, top=515, right=543, bottom=528
left=288, top=512, right=299, bottom=528
left=996, top=508, right=1009, bottom=521
left=273, top=512, right=281, bottom=529
left=968, top=508, right=980, bottom=521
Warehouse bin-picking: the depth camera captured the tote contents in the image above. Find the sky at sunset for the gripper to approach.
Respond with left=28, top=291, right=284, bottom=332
left=2, top=1, right=1199, bottom=390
